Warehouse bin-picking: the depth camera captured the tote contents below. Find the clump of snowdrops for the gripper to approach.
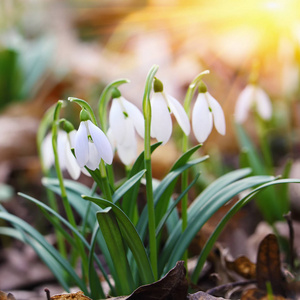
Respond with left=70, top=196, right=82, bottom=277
left=0, top=65, right=299, bottom=299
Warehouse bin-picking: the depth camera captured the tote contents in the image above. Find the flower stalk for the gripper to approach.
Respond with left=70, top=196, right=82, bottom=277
left=143, top=64, right=159, bottom=280
left=181, top=70, right=209, bottom=266
left=52, top=100, right=89, bottom=281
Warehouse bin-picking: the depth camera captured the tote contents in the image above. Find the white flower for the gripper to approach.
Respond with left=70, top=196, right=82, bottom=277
left=108, top=96, right=144, bottom=165
left=235, top=84, right=272, bottom=123
left=192, top=87, right=226, bottom=143
left=74, top=120, right=113, bottom=170
left=41, top=130, right=81, bottom=180
left=150, top=92, right=190, bottom=144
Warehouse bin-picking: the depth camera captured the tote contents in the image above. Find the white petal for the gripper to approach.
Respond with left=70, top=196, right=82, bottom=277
left=150, top=93, right=172, bottom=144
left=206, top=93, right=226, bottom=136
left=234, top=85, right=255, bottom=123
left=64, top=139, right=81, bottom=180
left=117, top=121, right=137, bottom=165
left=41, top=132, right=54, bottom=169
left=109, top=99, right=126, bottom=145
left=85, top=141, right=101, bottom=170
left=255, top=87, right=272, bottom=120
left=87, top=120, right=113, bottom=165
left=106, top=127, right=117, bottom=149
left=57, top=131, right=68, bottom=170
left=68, top=130, right=77, bottom=149
left=166, top=94, right=190, bottom=136
left=74, top=121, right=89, bottom=168
left=121, top=97, right=145, bottom=138
left=192, top=93, right=213, bottom=143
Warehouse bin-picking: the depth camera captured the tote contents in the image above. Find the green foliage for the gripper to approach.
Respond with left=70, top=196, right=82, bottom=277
left=0, top=66, right=299, bottom=299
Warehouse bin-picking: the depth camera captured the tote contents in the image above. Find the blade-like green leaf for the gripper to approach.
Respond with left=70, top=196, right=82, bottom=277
left=155, top=173, right=200, bottom=237
left=160, top=175, right=275, bottom=275
left=191, top=177, right=300, bottom=283
left=0, top=211, right=88, bottom=294
left=122, top=142, right=161, bottom=221
left=0, top=226, right=70, bottom=292
left=84, top=195, right=155, bottom=285
left=158, top=167, right=252, bottom=273
left=136, top=156, right=209, bottom=240
left=97, top=208, right=135, bottom=295
left=112, top=169, right=146, bottom=203
left=42, top=178, right=115, bottom=274
left=18, top=192, right=113, bottom=291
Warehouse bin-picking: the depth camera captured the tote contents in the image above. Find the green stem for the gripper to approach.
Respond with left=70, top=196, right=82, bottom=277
left=181, top=70, right=209, bottom=267
left=52, top=101, right=89, bottom=283
left=36, top=104, right=67, bottom=259
left=99, top=160, right=113, bottom=202
left=143, top=65, right=159, bottom=280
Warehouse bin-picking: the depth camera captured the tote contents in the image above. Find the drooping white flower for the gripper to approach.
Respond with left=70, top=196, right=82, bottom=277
left=234, top=84, right=272, bottom=123
left=74, top=119, right=113, bottom=170
left=108, top=91, right=144, bottom=165
left=41, top=130, right=81, bottom=180
left=150, top=78, right=190, bottom=144
left=192, top=81, right=226, bottom=143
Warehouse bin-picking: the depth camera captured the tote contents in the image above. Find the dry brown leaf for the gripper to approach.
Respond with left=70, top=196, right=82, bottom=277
left=225, top=256, right=256, bottom=279
left=0, top=291, right=16, bottom=300
left=108, top=261, right=188, bottom=300
left=46, top=290, right=92, bottom=300
left=256, top=234, right=286, bottom=296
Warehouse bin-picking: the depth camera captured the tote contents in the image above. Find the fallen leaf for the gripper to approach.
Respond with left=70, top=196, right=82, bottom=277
left=45, top=290, right=92, bottom=300
left=225, top=256, right=256, bottom=279
left=126, top=261, right=188, bottom=300
left=256, top=234, right=286, bottom=296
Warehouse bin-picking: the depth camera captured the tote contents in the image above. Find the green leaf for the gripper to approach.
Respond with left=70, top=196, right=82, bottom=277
left=97, top=208, right=135, bottom=295
left=170, top=144, right=202, bottom=171
left=160, top=175, right=275, bottom=275
left=155, top=173, right=200, bottom=237
left=112, top=169, right=146, bottom=203
left=136, top=156, right=209, bottom=240
left=18, top=192, right=113, bottom=291
left=0, top=211, right=88, bottom=293
left=191, top=177, right=300, bottom=283
left=88, top=224, right=106, bottom=299
left=122, top=142, right=161, bottom=222
left=84, top=196, right=155, bottom=285
left=158, top=167, right=252, bottom=271
left=0, top=226, right=70, bottom=292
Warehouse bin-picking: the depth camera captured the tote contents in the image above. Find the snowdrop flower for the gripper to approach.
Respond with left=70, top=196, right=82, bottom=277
left=150, top=78, right=190, bottom=144
left=41, top=128, right=81, bottom=180
left=108, top=88, right=144, bottom=165
left=234, top=84, right=272, bottom=123
left=74, top=110, right=113, bottom=170
left=192, top=81, right=226, bottom=143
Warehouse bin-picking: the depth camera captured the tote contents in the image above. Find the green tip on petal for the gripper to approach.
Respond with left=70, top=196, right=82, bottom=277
left=63, top=119, right=75, bottom=133
left=198, top=81, right=207, bottom=93
left=153, top=77, right=164, bottom=93
left=111, top=87, right=122, bottom=99
left=80, top=109, right=91, bottom=122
